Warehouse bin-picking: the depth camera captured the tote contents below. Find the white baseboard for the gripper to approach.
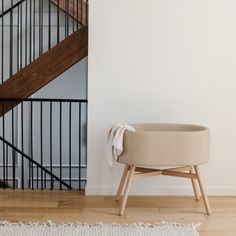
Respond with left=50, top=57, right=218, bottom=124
left=85, top=185, right=236, bottom=196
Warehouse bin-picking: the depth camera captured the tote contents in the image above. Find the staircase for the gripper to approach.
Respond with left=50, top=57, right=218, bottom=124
left=0, top=0, right=88, bottom=190
left=0, top=0, right=88, bottom=116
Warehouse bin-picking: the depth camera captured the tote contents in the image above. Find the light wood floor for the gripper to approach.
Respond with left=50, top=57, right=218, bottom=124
left=0, top=190, right=235, bottom=236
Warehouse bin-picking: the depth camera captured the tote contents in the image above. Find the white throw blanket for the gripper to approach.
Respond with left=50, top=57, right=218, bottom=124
left=106, top=122, right=135, bottom=168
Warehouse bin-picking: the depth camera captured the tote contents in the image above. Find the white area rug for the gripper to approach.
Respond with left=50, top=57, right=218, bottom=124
left=0, top=221, right=200, bottom=236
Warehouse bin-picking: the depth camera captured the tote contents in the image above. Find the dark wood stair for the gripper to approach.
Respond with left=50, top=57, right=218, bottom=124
left=0, top=26, right=88, bottom=116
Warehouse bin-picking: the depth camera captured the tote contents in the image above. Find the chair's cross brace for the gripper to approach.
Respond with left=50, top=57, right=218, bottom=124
left=134, top=170, right=163, bottom=179
left=134, top=166, right=197, bottom=180
left=162, top=170, right=197, bottom=179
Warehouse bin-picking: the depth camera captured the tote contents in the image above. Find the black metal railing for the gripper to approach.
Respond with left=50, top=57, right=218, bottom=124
left=0, top=98, right=87, bottom=190
left=0, top=0, right=88, bottom=84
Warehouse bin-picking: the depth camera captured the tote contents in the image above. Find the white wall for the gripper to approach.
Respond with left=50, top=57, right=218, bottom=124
left=87, top=0, right=236, bottom=195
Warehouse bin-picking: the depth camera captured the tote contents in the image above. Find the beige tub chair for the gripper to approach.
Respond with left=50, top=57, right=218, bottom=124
left=116, top=124, right=211, bottom=216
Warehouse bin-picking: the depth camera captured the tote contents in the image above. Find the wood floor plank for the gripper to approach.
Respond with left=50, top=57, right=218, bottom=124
left=0, top=190, right=235, bottom=235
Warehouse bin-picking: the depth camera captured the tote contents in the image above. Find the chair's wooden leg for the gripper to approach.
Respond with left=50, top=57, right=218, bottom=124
left=116, top=165, right=129, bottom=201
left=194, top=165, right=212, bottom=215
left=119, top=166, right=135, bottom=216
left=190, top=167, right=200, bottom=201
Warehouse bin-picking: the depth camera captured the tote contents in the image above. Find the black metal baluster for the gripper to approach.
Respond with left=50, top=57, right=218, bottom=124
left=4, top=106, right=8, bottom=187
left=28, top=158, right=31, bottom=189
left=25, top=0, right=28, bottom=66
left=12, top=104, right=15, bottom=189
left=28, top=101, right=31, bottom=188
left=85, top=102, right=88, bottom=175
left=30, top=101, right=34, bottom=189
left=48, top=0, right=51, bottom=49
left=81, top=0, right=83, bottom=25
left=79, top=102, right=81, bottom=190
left=72, top=0, right=75, bottom=31
left=65, top=0, right=67, bottom=38
left=17, top=6, right=20, bottom=72
left=67, top=0, right=70, bottom=36
left=44, top=171, right=46, bottom=189
left=20, top=0, right=23, bottom=69
left=76, top=0, right=79, bottom=29
left=36, top=166, right=39, bottom=189
left=21, top=102, right=24, bottom=189
left=50, top=101, right=53, bottom=189
left=6, top=142, right=8, bottom=186
left=86, top=0, right=88, bottom=25
left=9, top=0, right=13, bottom=77
left=33, top=0, right=35, bottom=60
left=2, top=102, right=5, bottom=188
left=69, top=102, right=72, bottom=188
left=66, top=0, right=69, bottom=37
left=57, top=0, right=60, bottom=43
left=1, top=0, right=4, bottom=83
left=40, top=101, right=43, bottom=189
left=59, top=102, right=62, bottom=190
left=29, top=0, right=32, bottom=63
left=30, top=162, right=33, bottom=188
left=38, top=0, right=41, bottom=55
left=41, top=0, right=43, bottom=54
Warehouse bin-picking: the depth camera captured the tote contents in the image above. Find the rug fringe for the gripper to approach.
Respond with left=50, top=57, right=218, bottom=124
left=0, top=220, right=201, bottom=229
